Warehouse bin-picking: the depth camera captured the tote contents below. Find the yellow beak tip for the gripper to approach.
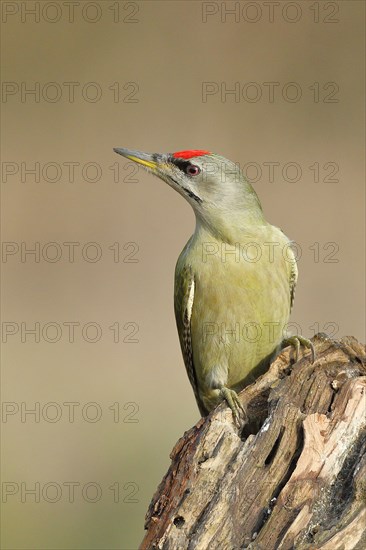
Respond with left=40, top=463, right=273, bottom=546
left=126, top=155, right=157, bottom=170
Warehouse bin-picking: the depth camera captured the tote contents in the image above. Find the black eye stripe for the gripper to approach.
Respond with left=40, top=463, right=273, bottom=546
left=171, top=158, right=192, bottom=172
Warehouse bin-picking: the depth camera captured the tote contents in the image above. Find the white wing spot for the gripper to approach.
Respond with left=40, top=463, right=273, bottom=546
left=187, top=278, right=195, bottom=323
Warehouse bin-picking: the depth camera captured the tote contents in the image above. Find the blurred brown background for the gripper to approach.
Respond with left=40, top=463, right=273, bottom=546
left=1, top=1, right=365, bottom=548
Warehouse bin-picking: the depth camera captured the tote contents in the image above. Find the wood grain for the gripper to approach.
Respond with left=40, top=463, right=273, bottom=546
left=140, top=334, right=366, bottom=550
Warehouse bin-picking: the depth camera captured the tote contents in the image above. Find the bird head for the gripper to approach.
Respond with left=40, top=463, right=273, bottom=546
left=113, top=147, right=266, bottom=240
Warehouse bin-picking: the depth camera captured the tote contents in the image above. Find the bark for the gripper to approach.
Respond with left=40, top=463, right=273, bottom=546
left=140, top=334, right=366, bottom=550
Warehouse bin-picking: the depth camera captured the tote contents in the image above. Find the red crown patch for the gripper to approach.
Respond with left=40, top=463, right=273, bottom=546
left=172, top=150, right=210, bottom=159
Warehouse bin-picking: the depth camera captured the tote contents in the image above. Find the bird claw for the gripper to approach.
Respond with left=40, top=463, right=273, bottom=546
left=282, top=335, right=316, bottom=363
left=220, top=387, right=247, bottom=427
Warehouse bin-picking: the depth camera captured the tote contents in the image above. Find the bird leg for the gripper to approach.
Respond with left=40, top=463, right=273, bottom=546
left=220, top=387, right=246, bottom=426
left=282, top=335, right=316, bottom=363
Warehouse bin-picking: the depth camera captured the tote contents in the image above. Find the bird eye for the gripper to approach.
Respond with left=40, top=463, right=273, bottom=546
left=186, top=164, right=200, bottom=176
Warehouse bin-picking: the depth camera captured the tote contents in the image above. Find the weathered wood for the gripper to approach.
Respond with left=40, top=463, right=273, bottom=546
left=140, top=334, right=366, bottom=550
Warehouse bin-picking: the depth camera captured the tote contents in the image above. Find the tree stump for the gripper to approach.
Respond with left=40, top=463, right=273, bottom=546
left=140, top=334, right=366, bottom=550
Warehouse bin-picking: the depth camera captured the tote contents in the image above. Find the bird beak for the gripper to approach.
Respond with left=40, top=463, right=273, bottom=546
left=114, top=146, right=203, bottom=206
left=113, top=147, right=164, bottom=171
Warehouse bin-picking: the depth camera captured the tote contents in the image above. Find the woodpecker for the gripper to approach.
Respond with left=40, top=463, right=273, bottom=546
left=114, top=147, right=314, bottom=422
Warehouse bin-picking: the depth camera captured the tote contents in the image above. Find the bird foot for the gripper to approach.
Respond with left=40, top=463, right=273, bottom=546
left=282, top=335, right=316, bottom=363
left=220, top=387, right=247, bottom=427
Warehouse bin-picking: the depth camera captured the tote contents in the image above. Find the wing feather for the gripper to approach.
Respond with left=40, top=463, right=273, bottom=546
left=288, top=245, right=298, bottom=311
left=174, top=264, right=206, bottom=416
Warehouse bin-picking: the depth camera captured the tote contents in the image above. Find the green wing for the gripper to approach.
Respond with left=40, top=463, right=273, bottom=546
left=174, top=263, right=207, bottom=416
